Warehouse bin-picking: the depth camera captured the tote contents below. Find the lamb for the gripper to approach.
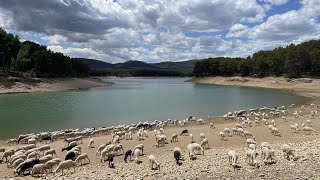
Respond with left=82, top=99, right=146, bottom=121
left=133, top=144, right=144, bottom=155
left=53, top=160, right=76, bottom=175
left=88, top=139, right=94, bottom=148
left=133, top=148, right=142, bottom=163
left=38, top=145, right=51, bottom=155
left=180, top=129, right=188, bottom=136
left=171, top=133, right=178, bottom=143
left=149, top=155, right=160, bottom=170
left=232, top=128, right=238, bottom=136
left=187, top=143, right=204, bottom=160
left=31, top=163, right=46, bottom=177
left=200, top=138, right=209, bottom=149
left=227, top=150, right=239, bottom=166
left=124, top=150, right=132, bottom=163
left=271, top=127, right=281, bottom=136
left=282, top=144, right=296, bottom=160
left=44, top=149, right=58, bottom=157
left=7, top=138, right=18, bottom=146
left=237, top=128, right=244, bottom=136
left=261, top=142, right=272, bottom=150
left=156, top=135, right=167, bottom=147
left=262, top=147, right=276, bottom=164
left=0, top=147, right=5, bottom=154
left=219, top=132, right=227, bottom=141
left=302, top=127, right=316, bottom=135
left=173, top=147, right=182, bottom=164
left=14, top=159, right=40, bottom=176
left=245, top=148, right=258, bottom=166
left=106, top=153, right=116, bottom=168
left=44, top=158, right=61, bottom=172
left=39, top=154, right=53, bottom=164
left=75, top=153, right=90, bottom=165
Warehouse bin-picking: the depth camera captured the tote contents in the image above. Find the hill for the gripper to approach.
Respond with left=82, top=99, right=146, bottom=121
left=76, top=58, right=199, bottom=74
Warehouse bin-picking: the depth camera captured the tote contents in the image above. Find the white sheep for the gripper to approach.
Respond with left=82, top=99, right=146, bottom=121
left=27, top=151, right=40, bottom=159
left=282, top=144, right=296, bottom=160
left=0, top=147, right=5, bottom=154
left=290, top=124, right=299, bottom=133
left=149, top=154, right=160, bottom=170
left=224, top=128, right=232, bottom=137
left=96, top=144, right=107, bottom=156
left=237, top=128, right=244, bottom=136
left=39, top=154, right=53, bottom=164
left=53, top=160, right=76, bottom=175
left=38, top=145, right=51, bottom=155
left=28, top=138, right=37, bottom=145
left=31, top=163, right=46, bottom=177
left=189, top=133, right=194, bottom=143
left=244, top=131, right=253, bottom=139
left=75, top=153, right=90, bottom=165
left=261, top=142, right=272, bottom=150
left=227, top=150, right=239, bottom=166
left=219, top=132, right=227, bottom=141
left=133, top=148, right=142, bottom=163
left=200, top=138, right=209, bottom=149
left=100, top=144, right=115, bottom=163
left=113, top=144, right=124, bottom=155
left=302, top=127, right=316, bottom=135
left=44, top=149, right=57, bottom=157
left=187, top=143, right=204, bottom=159
left=133, top=144, right=144, bottom=155
left=245, top=148, right=258, bottom=166
left=209, top=123, right=215, bottom=129
left=7, top=139, right=18, bottom=146
left=44, top=158, right=61, bottom=172
left=248, top=144, right=256, bottom=150
left=68, top=141, right=78, bottom=147
left=262, top=147, right=276, bottom=164
left=171, top=133, right=178, bottom=143
left=200, top=133, right=206, bottom=140
left=246, top=138, right=257, bottom=146
left=11, top=158, right=24, bottom=169
left=231, top=128, right=238, bottom=136
left=88, top=139, right=94, bottom=148
left=197, top=119, right=204, bottom=124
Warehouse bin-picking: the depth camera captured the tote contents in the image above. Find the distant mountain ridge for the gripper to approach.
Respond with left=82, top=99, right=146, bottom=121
left=75, top=58, right=199, bottom=73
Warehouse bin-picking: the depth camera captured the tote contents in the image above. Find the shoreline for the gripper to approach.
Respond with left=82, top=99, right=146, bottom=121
left=188, top=76, right=320, bottom=99
left=0, top=77, right=113, bottom=95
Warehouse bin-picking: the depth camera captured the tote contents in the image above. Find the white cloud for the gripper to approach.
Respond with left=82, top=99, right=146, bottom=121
left=261, top=0, right=288, bottom=6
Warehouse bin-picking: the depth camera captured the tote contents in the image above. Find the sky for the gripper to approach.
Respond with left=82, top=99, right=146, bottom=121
left=0, top=0, right=319, bottom=63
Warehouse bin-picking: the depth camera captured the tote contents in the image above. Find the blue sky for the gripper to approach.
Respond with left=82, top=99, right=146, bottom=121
left=0, top=0, right=319, bottom=63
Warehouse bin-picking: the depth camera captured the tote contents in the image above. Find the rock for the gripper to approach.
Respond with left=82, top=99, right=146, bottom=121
left=258, top=173, right=265, bottom=177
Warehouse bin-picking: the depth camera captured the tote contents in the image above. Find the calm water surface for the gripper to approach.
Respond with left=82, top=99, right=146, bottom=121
left=0, top=77, right=307, bottom=139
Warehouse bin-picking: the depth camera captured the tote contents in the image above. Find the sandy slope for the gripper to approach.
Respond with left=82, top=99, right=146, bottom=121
left=188, top=76, right=320, bottom=98
left=0, top=102, right=319, bottom=180
left=0, top=77, right=112, bottom=94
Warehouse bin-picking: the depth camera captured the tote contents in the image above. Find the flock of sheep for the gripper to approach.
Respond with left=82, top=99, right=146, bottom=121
left=0, top=102, right=318, bottom=178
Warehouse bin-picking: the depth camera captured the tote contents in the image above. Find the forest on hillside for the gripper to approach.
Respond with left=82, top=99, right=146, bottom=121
left=193, top=40, right=320, bottom=78
left=0, top=28, right=89, bottom=78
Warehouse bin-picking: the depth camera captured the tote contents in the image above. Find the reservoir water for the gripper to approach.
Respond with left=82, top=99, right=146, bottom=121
left=0, top=77, right=307, bottom=139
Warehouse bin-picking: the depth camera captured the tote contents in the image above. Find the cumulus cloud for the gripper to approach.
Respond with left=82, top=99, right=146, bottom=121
left=0, top=0, right=319, bottom=62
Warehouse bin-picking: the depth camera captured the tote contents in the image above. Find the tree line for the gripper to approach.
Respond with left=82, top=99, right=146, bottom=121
left=193, top=40, right=320, bottom=78
left=90, top=69, right=187, bottom=77
left=0, top=28, right=89, bottom=78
